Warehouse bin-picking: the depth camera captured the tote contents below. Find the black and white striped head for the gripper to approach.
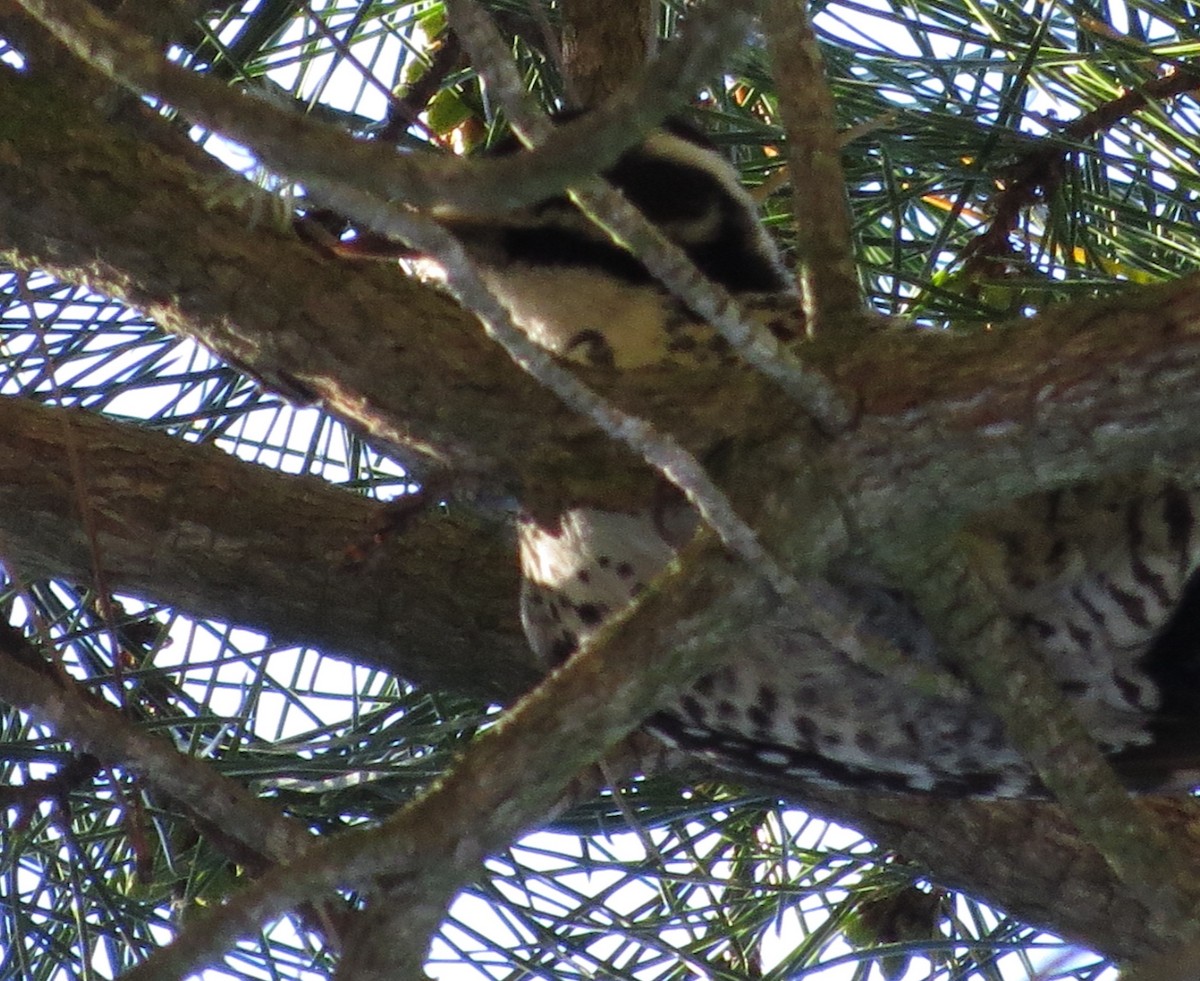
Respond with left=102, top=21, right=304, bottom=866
left=598, top=122, right=790, bottom=293
left=445, top=119, right=791, bottom=296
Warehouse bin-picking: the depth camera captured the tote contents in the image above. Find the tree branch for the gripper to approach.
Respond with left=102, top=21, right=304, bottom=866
left=7, top=67, right=1200, bottom=529
left=0, top=623, right=312, bottom=866
left=897, top=538, right=1190, bottom=935
left=0, top=397, right=534, bottom=702
left=793, top=783, right=1200, bottom=964
left=560, top=0, right=654, bottom=105
left=118, top=539, right=768, bottom=981
left=8, top=14, right=1200, bottom=970
left=15, top=0, right=762, bottom=219
left=764, top=0, right=862, bottom=333
left=962, top=65, right=1200, bottom=277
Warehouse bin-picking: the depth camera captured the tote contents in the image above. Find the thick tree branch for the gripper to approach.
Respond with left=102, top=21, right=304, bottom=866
left=0, top=395, right=963, bottom=719
left=0, top=397, right=534, bottom=702
left=764, top=0, right=862, bottom=332
left=795, top=784, right=1200, bottom=964
left=560, top=0, right=654, bottom=106
left=0, top=68, right=554, bottom=475
left=10, top=63, right=1200, bottom=531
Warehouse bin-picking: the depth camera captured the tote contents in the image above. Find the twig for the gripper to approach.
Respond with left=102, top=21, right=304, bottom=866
left=572, top=186, right=853, bottom=429
left=375, top=31, right=463, bottom=144
left=962, top=66, right=1200, bottom=277
left=17, top=272, right=129, bottom=690
left=763, top=0, right=862, bottom=334
left=0, top=751, right=99, bottom=819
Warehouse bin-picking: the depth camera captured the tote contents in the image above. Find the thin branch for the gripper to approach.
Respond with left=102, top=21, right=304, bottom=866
left=0, top=624, right=312, bottom=866
left=0, top=751, right=99, bottom=816
left=449, top=0, right=853, bottom=430
left=115, top=541, right=762, bottom=981
left=374, top=30, right=464, bottom=144
left=763, top=0, right=862, bottom=334
left=572, top=186, right=853, bottom=429
left=447, top=0, right=555, bottom=141
left=962, top=66, right=1200, bottom=276
left=17, top=271, right=131, bottom=697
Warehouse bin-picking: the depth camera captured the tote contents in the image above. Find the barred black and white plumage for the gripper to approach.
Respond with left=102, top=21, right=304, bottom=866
left=444, top=120, right=1200, bottom=797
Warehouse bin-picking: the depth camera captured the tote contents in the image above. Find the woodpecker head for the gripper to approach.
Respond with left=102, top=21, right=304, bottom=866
left=441, top=118, right=791, bottom=296
left=433, top=118, right=793, bottom=367
left=601, top=122, right=791, bottom=293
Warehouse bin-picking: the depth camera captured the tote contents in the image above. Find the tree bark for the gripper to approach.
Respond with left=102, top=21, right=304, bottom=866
left=6, top=71, right=1200, bottom=532
left=795, top=785, right=1200, bottom=964
left=560, top=0, right=655, bottom=106
left=0, top=397, right=533, bottom=702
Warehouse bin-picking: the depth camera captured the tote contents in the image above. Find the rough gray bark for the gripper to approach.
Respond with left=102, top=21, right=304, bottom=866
left=8, top=72, right=1200, bottom=529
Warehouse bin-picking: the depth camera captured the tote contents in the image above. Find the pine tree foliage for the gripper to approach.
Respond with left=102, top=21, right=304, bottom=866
left=1, top=0, right=1199, bottom=978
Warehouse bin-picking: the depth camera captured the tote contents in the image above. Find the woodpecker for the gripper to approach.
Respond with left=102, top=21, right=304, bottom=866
left=441, top=121, right=800, bottom=368
left=444, top=120, right=1200, bottom=796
